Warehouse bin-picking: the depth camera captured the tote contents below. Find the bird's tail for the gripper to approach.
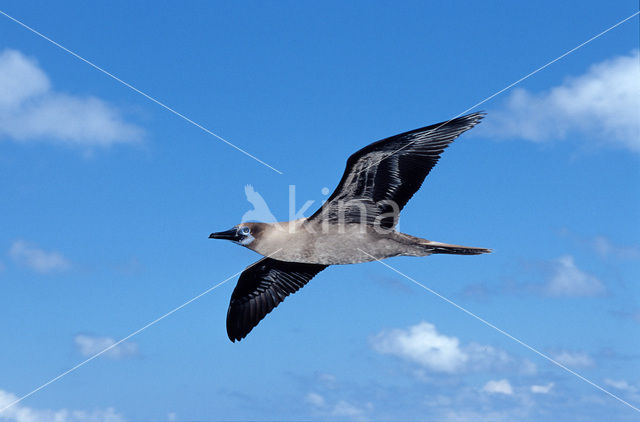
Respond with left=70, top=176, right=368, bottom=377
left=421, top=240, right=491, bottom=255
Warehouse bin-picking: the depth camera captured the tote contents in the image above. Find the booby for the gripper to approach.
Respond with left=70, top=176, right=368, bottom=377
left=210, top=112, right=490, bottom=342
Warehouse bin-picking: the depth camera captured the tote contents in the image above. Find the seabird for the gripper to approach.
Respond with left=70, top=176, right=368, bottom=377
left=210, top=112, right=490, bottom=342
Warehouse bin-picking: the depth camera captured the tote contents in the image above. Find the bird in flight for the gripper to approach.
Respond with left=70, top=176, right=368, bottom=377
left=210, top=112, right=490, bottom=342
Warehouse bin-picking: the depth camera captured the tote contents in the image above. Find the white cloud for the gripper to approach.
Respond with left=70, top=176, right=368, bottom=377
left=530, top=382, right=554, bottom=394
left=592, top=236, right=640, bottom=260
left=520, top=360, right=537, bottom=376
left=316, top=372, right=337, bottom=385
left=465, top=343, right=513, bottom=372
left=0, top=50, right=49, bottom=108
left=440, top=409, right=524, bottom=422
left=305, top=392, right=370, bottom=421
left=484, top=50, right=640, bottom=153
left=0, top=388, right=124, bottom=422
left=604, top=379, right=638, bottom=393
left=482, top=379, right=514, bottom=395
left=553, top=351, right=594, bottom=368
left=9, top=240, right=70, bottom=274
left=74, top=334, right=138, bottom=359
left=331, top=400, right=369, bottom=420
left=371, top=322, right=468, bottom=373
left=371, top=322, right=516, bottom=374
left=546, top=256, right=604, bottom=297
left=305, top=392, right=326, bottom=407
left=0, top=49, right=142, bottom=148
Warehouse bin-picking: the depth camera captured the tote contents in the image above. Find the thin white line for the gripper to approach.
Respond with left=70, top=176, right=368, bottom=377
left=0, top=9, right=283, bottom=175
left=357, top=248, right=640, bottom=413
left=0, top=249, right=281, bottom=413
left=458, top=10, right=639, bottom=118
left=0, top=276, right=234, bottom=412
left=356, top=10, right=640, bottom=175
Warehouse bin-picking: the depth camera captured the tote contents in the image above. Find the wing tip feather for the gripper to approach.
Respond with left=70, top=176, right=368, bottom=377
left=225, top=259, right=327, bottom=342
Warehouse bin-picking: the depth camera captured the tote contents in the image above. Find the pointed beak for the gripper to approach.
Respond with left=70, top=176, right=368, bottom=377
left=209, top=228, right=241, bottom=241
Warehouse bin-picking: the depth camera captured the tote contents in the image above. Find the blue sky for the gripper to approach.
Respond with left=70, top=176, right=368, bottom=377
left=0, top=1, right=639, bottom=421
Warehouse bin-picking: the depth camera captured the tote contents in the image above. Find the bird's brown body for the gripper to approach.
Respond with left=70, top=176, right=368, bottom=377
left=210, top=112, right=490, bottom=341
left=242, top=219, right=489, bottom=265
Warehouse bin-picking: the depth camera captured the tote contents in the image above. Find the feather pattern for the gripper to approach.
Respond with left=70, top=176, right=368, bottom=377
left=308, top=112, right=485, bottom=228
left=226, top=258, right=327, bottom=341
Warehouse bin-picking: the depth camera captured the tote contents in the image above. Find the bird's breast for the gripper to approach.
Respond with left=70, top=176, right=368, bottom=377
left=252, top=225, right=408, bottom=265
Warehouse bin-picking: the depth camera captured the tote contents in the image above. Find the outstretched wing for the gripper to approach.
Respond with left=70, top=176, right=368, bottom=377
left=308, top=112, right=485, bottom=228
left=226, top=258, right=328, bottom=342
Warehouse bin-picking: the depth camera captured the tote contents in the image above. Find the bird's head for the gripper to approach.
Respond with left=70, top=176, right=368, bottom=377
left=209, top=223, right=262, bottom=247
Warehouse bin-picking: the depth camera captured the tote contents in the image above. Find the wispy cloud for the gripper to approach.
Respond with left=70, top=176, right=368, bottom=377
left=305, top=392, right=372, bottom=422
left=0, top=388, right=124, bottom=422
left=603, top=379, right=640, bottom=403
left=331, top=400, right=372, bottom=421
left=552, top=351, right=594, bottom=368
left=530, top=382, right=554, bottom=394
left=591, top=236, right=640, bottom=260
left=74, top=334, right=138, bottom=359
left=603, top=379, right=638, bottom=393
left=545, top=256, right=604, bottom=297
left=560, top=229, right=640, bottom=261
left=371, top=322, right=517, bottom=375
left=305, top=392, right=326, bottom=407
left=8, top=240, right=70, bottom=274
left=484, top=50, right=640, bottom=153
left=0, top=49, right=142, bottom=149
left=482, top=379, right=514, bottom=395
left=463, top=255, right=606, bottom=298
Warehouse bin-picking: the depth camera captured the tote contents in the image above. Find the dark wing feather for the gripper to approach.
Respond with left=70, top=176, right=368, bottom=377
left=308, top=112, right=485, bottom=228
left=226, top=258, right=327, bottom=342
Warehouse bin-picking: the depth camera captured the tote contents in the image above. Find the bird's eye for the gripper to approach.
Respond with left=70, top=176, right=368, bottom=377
left=240, top=227, right=250, bottom=235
